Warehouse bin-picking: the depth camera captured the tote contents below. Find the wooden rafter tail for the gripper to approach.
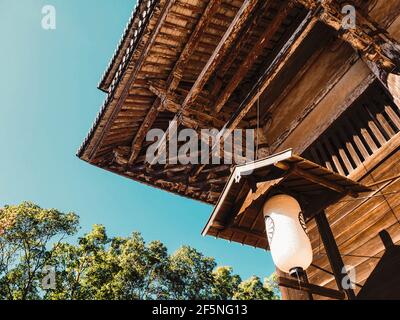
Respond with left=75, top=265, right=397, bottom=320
left=150, top=0, right=260, bottom=166
left=127, top=0, right=223, bottom=166
left=148, top=80, right=226, bottom=128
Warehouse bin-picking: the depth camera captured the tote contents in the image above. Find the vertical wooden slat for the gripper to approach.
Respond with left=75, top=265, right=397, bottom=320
left=351, top=112, right=379, bottom=153
left=303, top=83, right=400, bottom=177
left=330, top=133, right=354, bottom=174
left=384, top=105, right=400, bottom=130
left=343, top=117, right=370, bottom=160
left=316, top=143, right=334, bottom=171
left=362, top=103, right=390, bottom=143
left=322, top=137, right=346, bottom=175
left=337, top=126, right=362, bottom=167
left=369, top=100, right=396, bottom=137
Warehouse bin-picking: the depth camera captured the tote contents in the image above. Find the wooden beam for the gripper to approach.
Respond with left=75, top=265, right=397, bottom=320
left=150, top=0, right=260, bottom=165
left=210, top=0, right=271, bottom=100
left=128, top=0, right=223, bottom=165
left=274, top=161, right=353, bottom=196
left=278, top=276, right=346, bottom=300
left=214, top=1, right=293, bottom=112
left=191, top=11, right=319, bottom=177
left=222, top=226, right=267, bottom=244
left=148, top=81, right=226, bottom=128
left=315, top=211, right=356, bottom=300
left=294, top=0, right=400, bottom=72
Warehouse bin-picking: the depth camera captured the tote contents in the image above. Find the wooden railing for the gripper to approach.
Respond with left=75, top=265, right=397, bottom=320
left=303, top=81, right=400, bottom=177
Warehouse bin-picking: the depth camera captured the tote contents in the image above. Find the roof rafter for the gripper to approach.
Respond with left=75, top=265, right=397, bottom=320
left=88, top=0, right=177, bottom=161
left=149, top=0, right=261, bottom=166
left=209, top=0, right=272, bottom=99
left=148, top=80, right=226, bottom=128
left=191, top=10, right=319, bottom=178
left=128, top=0, right=224, bottom=165
left=214, top=1, right=294, bottom=112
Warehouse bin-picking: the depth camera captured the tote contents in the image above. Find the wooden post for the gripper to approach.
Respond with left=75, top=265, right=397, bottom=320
left=276, top=269, right=312, bottom=300
left=301, top=271, right=314, bottom=301
left=315, top=211, right=356, bottom=300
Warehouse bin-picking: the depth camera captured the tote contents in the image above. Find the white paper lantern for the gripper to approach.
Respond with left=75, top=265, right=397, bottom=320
left=263, top=194, right=313, bottom=274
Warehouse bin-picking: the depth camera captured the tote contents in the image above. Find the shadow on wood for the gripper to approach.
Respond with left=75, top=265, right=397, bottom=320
left=357, top=230, right=400, bottom=300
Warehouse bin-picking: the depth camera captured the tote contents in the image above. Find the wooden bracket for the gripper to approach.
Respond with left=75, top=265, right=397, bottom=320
left=294, top=0, right=400, bottom=73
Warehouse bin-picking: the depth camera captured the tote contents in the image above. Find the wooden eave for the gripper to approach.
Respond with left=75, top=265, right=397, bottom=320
left=202, top=149, right=371, bottom=250
left=78, top=0, right=390, bottom=206
left=98, top=0, right=158, bottom=92
left=78, top=0, right=314, bottom=205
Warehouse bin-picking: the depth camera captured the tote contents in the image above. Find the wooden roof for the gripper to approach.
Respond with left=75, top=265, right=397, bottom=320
left=77, top=0, right=325, bottom=204
left=202, top=149, right=371, bottom=249
left=77, top=0, right=386, bottom=205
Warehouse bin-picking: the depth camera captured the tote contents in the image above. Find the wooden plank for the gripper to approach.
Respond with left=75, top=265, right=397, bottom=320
left=342, top=117, right=370, bottom=161
left=278, top=277, right=346, bottom=300
left=352, top=113, right=379, bottom=154
left=359, top=104, right=387, bottom=146
left=330, top=133, right=354, bottom=174
left=337, top=127, right=362, bottom=167
left=384, top=105, right=400, bottom=130
left=292, top=165, right=350, bottom=195
left=322, top=137, right=346, bottom=175
left=369, top=102, right=397, bottom=138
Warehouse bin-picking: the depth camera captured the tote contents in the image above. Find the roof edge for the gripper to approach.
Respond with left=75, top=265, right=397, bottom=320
left=98, top=0, right=158, bottom=92
left=77, top=0, right=159, bottom=158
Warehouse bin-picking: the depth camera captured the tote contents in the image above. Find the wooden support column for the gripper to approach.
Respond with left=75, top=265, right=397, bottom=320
left=276, top=269, right=312, bottom=300
left=315, top=211, right=356, bottom=300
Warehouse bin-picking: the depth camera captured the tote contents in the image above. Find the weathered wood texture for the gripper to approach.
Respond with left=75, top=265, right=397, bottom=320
left=78, top=0, right=307, bottom=204
left=77, top=0, right=400, bottom=300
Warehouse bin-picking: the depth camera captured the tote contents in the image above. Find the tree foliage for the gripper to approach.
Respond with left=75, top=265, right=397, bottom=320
left=0, top=202, right=279, bottom=300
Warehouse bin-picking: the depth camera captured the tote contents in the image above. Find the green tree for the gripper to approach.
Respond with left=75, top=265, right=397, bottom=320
left=0, top=202, right=279, bottom=300
left=166, top=246, right=216, bottom=300
left=0, top=202, right=79, bottom=300
left=264, top=272, right=280, bottom=300
left=212, top=266, right=241, bottom=300
left=233, top=276, right=276, bottom=300
left=44, top=224, right=110, bottom=300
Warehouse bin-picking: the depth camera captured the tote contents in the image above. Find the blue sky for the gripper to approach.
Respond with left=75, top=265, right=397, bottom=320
left=0, top=0, right=275, bottom=280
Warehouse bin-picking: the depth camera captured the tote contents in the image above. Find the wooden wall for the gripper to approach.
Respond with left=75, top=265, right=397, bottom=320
left=270, top=0, right=400, bottom=300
